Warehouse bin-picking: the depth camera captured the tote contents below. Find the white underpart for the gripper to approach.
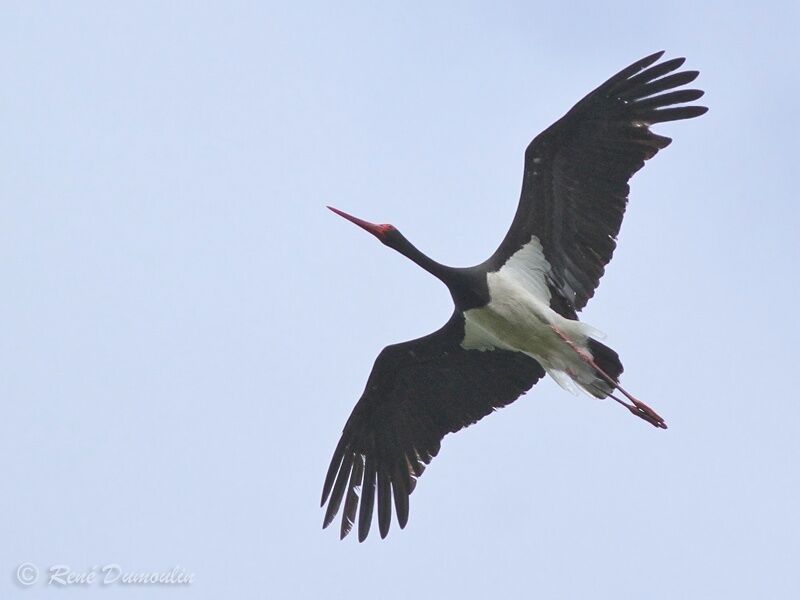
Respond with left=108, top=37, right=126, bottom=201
left=462, top=236, right=605, bottom=396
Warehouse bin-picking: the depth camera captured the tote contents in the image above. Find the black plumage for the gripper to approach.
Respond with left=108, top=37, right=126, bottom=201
left=488, top=51, right=706, bottom=315
left=322, top=52, right=706, bottom=541
left=322, top=313, right=544, bottom=541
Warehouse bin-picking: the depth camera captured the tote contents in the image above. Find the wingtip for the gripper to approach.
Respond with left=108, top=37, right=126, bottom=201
left=601, top=51, right=669, bottom=94
left=664, top=56, right=687, bottom=72
left=378, top=515, right=391, bottom=539
left=684, top=70, right=700, bottom=83
left=637, top=50, right=666, bottom=70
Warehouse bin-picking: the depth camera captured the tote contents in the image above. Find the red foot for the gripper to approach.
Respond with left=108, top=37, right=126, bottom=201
left=630, top=397, right=667, bottom=429
left=621, top=398, right=668, bottom=429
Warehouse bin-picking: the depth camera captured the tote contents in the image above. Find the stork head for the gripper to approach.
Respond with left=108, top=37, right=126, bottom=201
left=327, top=206, right=401, bottom=248
left=327, top=206, right=452, bottom=285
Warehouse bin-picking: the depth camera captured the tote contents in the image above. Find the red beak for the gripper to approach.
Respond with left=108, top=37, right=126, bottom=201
left=327, top=206, right=386, bottom=238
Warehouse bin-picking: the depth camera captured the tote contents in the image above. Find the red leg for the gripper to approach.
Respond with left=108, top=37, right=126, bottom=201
left=551, top=325, right=667, bottom=429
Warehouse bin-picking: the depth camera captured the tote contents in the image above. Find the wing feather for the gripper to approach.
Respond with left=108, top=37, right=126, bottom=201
left=487, top=52, right=707, bottom=314
left=321, top=313, right=545, bottom=540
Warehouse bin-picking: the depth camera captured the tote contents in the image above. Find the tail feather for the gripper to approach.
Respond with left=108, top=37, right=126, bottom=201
left=586, top=338, right=624, bottom=398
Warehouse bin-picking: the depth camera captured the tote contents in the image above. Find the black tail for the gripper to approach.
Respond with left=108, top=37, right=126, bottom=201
left=586, top=338, right=624, bottom=397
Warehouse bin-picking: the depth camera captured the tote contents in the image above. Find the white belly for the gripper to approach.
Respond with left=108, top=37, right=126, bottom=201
left=461, top=269, right=602, bottom=395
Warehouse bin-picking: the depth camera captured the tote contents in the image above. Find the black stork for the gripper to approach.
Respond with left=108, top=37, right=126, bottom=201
left=322, top=51, right=706, bottom=541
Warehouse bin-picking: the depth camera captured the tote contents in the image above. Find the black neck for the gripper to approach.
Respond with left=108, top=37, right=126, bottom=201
left=392, top=235, right=452, bottom=282
left=390, top=233, right=489, bottom=310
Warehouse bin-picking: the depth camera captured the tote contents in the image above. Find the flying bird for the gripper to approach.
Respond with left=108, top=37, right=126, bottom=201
left=322, top=51, right=706, bottom=541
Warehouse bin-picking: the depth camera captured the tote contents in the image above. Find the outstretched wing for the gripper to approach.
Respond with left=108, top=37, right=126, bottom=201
left=321, top=312, right=545, bottom=541
left=487, top=51, right=707, bottom=316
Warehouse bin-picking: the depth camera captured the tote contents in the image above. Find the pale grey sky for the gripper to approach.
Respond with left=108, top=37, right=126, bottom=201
left=2, top=2, right=799, bottom=598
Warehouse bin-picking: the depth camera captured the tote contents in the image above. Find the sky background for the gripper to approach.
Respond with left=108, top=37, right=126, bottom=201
left=2, top=2, right=799, bottom=598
